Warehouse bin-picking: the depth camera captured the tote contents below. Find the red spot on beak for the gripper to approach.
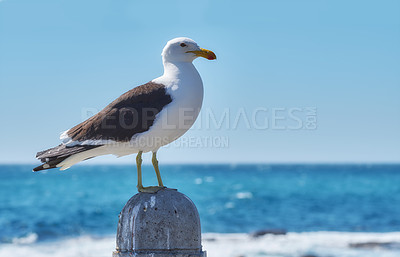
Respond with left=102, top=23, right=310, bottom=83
left=206, top=51, right=217, bottom=60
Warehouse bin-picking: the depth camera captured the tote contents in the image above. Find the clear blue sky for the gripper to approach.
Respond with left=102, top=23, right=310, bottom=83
left=0, top=0, right=399, bottom=164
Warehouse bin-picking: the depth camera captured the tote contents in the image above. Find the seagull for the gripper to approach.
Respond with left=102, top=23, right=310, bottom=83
left=33, top=37, right=216, bottom=192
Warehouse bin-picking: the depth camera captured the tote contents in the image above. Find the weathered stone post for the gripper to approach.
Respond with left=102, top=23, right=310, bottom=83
left=112, top=188, right=207, bottom=257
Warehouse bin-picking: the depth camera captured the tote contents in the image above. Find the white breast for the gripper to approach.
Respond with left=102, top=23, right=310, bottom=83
left=129, top=62, right=204, bottom=152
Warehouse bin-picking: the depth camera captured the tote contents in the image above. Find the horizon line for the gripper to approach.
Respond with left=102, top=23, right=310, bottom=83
left=2, top=162, right=400, bottom=166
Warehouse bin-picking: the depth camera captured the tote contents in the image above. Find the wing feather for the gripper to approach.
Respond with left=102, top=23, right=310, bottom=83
left=66, top=82, right=172, bottom=143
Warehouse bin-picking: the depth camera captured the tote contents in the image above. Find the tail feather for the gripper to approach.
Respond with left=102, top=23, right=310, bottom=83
left=33, top=157, right=69, bottom=172
left=33, top=144, right=102, bottom=172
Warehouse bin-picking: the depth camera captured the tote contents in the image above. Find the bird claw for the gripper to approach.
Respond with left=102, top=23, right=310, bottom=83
left=137, top=186, right=166, bottom=193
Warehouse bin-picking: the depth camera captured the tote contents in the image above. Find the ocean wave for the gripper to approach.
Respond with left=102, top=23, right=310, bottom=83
left=11, top=233, right=38, bottom=244
left=204, top=232, right=400, bottom=257
left=1, top=232, right=399, bottom=257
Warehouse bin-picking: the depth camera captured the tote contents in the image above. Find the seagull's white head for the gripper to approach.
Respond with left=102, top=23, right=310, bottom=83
left=162, top=37, right=216, bottom=63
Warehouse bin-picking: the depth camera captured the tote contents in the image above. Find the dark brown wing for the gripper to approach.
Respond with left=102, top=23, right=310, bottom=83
left=66, top=82, right=172, bottom=143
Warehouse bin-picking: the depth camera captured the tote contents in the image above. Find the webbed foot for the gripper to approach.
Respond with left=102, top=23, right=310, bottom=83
left=137, top=186, right=166, bottom=193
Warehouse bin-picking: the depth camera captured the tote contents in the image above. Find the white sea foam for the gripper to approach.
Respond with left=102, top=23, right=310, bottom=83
left=236, top=192, right=253, bottom=199
left=0, top=235, right=114, bottom=257
left=203, top=232, right=400, bottom=257
left=1, top=232, right=400, bottom=257
left=11, top=233, right=38, bottom=244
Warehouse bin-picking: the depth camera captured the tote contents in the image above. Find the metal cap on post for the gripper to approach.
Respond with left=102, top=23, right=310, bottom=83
left=113, top=188, right=207, bottom=257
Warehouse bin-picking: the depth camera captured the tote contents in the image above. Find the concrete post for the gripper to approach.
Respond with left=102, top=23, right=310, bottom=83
left=112, top=188, right=207, bottom=257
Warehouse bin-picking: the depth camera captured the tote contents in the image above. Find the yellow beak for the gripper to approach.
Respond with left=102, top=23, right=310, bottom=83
left=187, top=48, right=217, bottom=60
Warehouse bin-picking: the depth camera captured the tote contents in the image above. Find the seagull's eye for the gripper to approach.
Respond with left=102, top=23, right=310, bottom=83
left=180, top=43, right=187, bottom=47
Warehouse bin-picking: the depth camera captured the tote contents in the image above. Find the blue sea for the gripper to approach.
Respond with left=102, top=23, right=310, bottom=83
left=1, top=164, right=400, bottom=257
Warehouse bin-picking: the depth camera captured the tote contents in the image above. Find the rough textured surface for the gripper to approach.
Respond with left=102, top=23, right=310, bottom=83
left=112, top=188, right=206, bottom=257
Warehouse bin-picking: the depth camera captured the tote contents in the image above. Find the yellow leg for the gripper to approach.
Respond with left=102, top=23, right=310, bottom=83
left=136, top=151, right=143, bottom=190
left=136, top=151, right=165, bottom=193
left=152, top=151, right=164, bottom=187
